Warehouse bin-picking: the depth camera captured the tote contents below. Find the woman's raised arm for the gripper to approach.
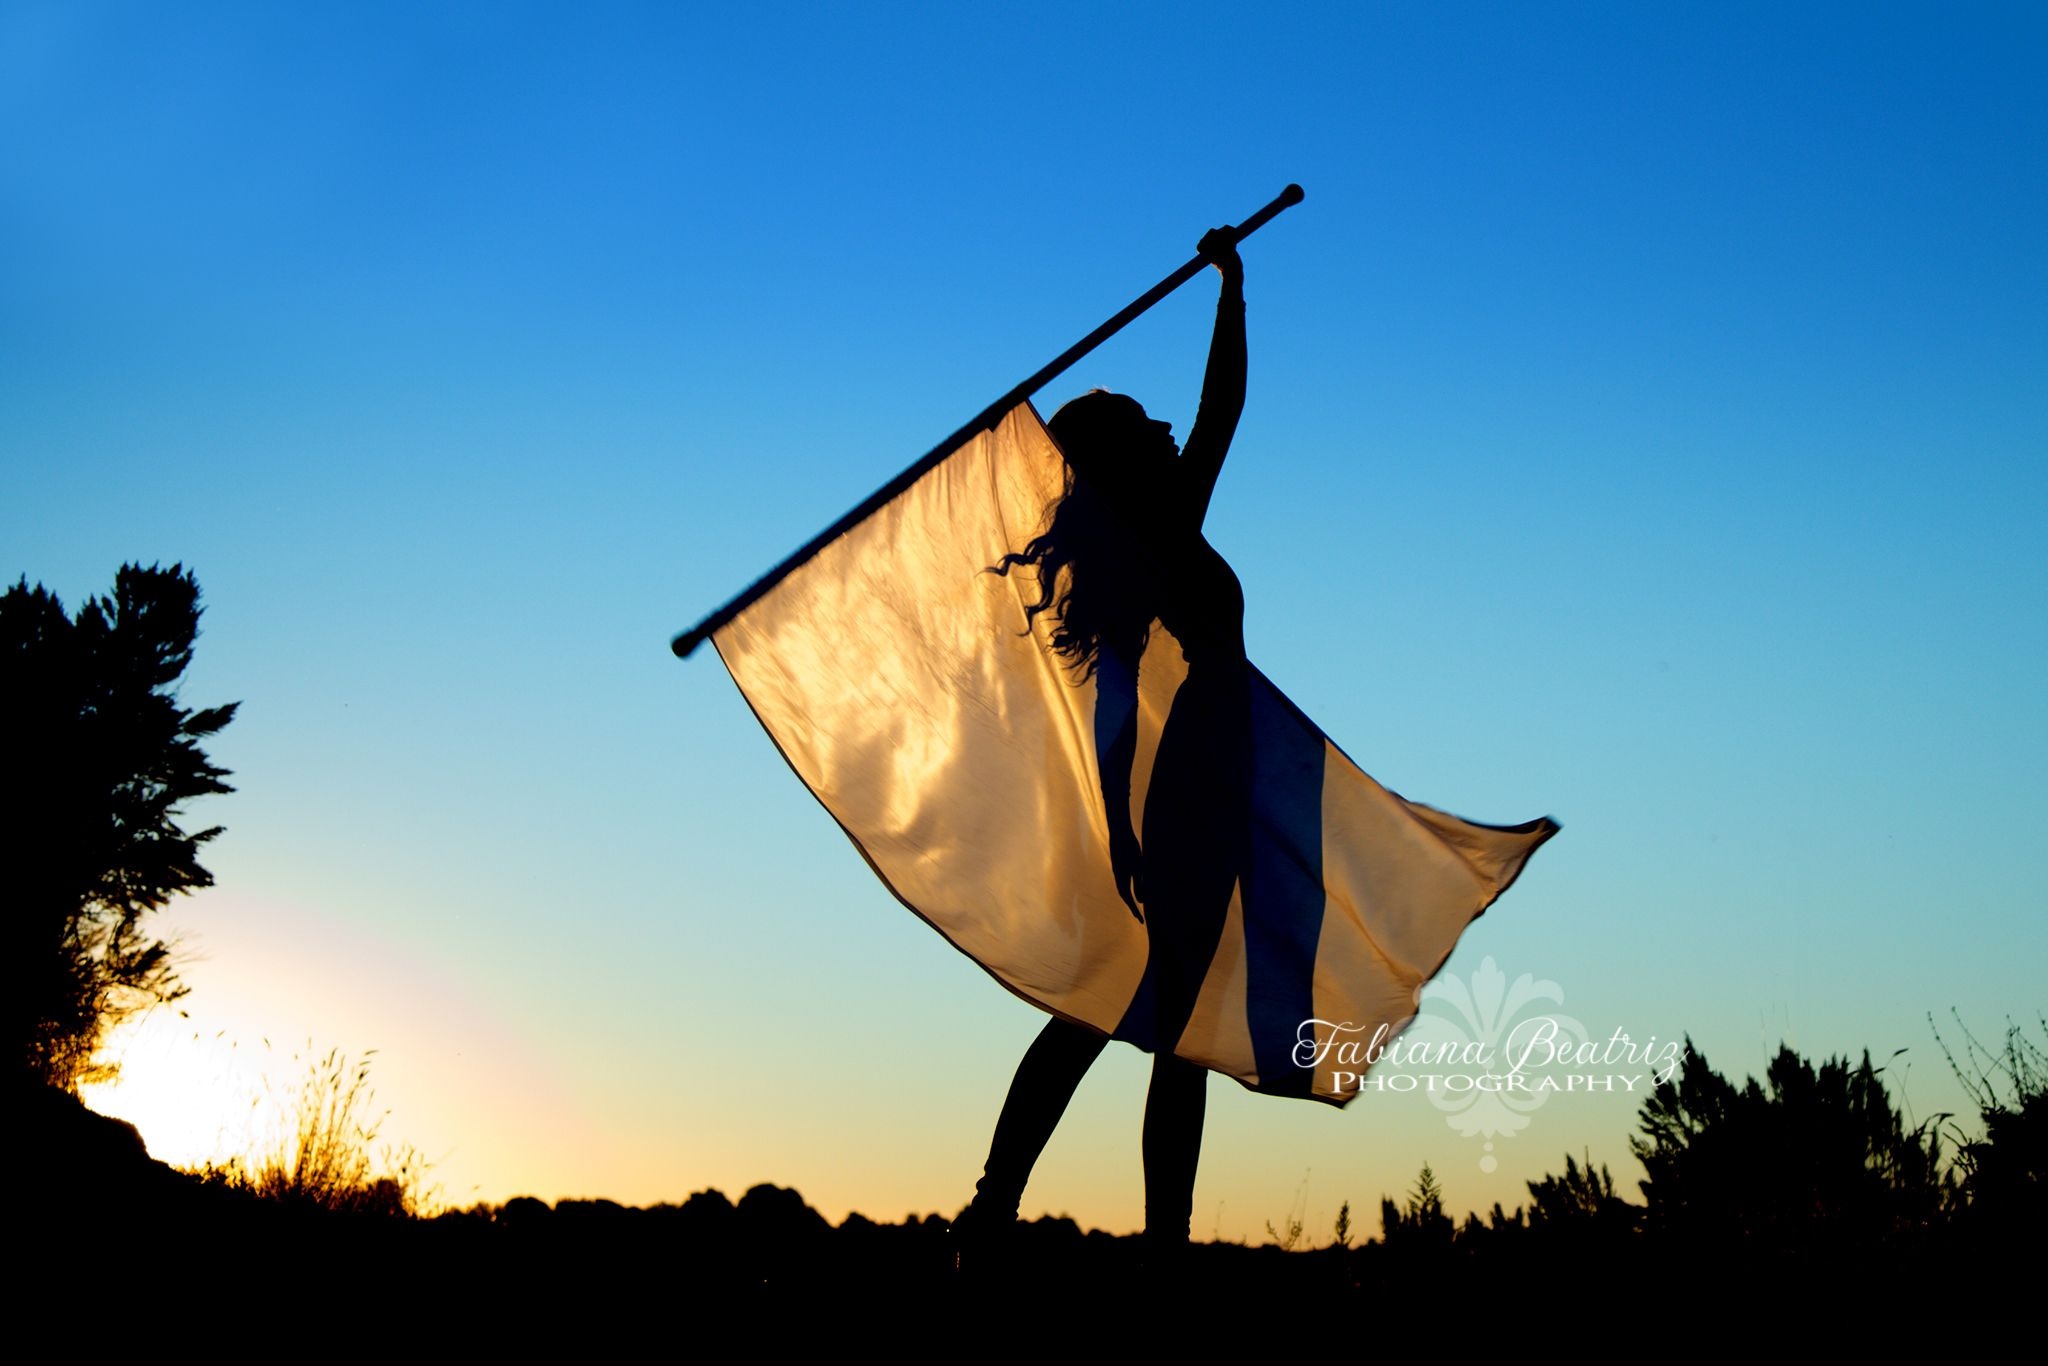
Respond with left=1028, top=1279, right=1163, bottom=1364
left=1177, top=227, right=1247, bottom=531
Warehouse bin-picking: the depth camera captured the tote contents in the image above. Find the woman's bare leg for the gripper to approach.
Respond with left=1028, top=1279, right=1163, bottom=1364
left=970, top=1014, right=1108, bottom=1219
left=1142, top=1050, right=1208, bottom=1246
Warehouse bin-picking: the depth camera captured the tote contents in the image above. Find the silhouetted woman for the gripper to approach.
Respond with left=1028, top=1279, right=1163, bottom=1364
left=959, top=227, right=1250, bottom=1271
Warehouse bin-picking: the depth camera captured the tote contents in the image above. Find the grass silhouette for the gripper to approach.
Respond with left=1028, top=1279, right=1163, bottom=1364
left=187, top=1045, right=435, bottom=1218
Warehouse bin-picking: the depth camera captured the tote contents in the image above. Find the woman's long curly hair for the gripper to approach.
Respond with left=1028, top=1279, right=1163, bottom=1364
left=985, top=391, right=1169, bottom=682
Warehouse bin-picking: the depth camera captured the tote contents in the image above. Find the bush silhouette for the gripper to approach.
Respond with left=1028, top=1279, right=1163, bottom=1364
left=1935, top=1012, right=2046, bottom=1237
left=1380, top=1161, right=1454, bottom=1253
left=1630, top=1033, right=1951, bottom=1249
left=1525, top=1150, right=1639, bottom=1238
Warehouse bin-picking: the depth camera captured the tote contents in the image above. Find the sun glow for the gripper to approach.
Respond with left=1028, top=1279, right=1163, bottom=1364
left=77, top=1008, right=301, bottom=1171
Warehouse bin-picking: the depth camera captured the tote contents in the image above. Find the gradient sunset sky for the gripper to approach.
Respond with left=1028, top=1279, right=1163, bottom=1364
left=5, top=1, right=2042, bottom=1239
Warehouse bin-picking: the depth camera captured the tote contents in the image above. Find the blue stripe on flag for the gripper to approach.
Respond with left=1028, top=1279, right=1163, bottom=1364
left=1243, top=683, right=1327, bottom=1097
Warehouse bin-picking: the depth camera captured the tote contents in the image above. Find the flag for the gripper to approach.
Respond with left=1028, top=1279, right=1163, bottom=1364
left=709, top=399, right=1558, bottom=1104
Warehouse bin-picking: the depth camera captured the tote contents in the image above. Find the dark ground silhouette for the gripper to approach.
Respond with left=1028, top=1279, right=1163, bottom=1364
left=21, top=1021, right=2040, bottom=1326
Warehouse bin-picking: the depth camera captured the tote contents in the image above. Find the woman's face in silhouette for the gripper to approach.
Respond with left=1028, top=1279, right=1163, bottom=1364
left=1089, top=393, right=1178, bottom=464
left=1052, top=392, right=1177, bottom=527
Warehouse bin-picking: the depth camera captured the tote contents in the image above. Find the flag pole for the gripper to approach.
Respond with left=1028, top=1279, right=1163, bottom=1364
left=671, top=182, right=1305, bottom=659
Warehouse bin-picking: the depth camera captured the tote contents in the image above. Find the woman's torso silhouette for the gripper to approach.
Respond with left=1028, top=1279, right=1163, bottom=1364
left=1115, top=516, right=1255, bottom=1058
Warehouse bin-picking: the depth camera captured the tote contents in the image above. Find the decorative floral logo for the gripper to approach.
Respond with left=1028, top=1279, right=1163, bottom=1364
left=1398, top=956, right=1592, bottom=1162
left=1294, top=958, right=1686, bottom=1172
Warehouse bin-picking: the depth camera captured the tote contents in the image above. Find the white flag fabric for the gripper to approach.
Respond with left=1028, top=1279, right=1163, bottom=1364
left=711, top=400, right=1557, bottom=1103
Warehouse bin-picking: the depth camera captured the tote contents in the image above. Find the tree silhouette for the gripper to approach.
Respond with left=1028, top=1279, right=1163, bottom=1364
left=3, top=564, right=237, bottom=1090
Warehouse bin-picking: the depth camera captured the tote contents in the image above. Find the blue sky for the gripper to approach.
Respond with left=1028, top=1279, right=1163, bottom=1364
left=4, top=2, right=2042, bottom=1235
